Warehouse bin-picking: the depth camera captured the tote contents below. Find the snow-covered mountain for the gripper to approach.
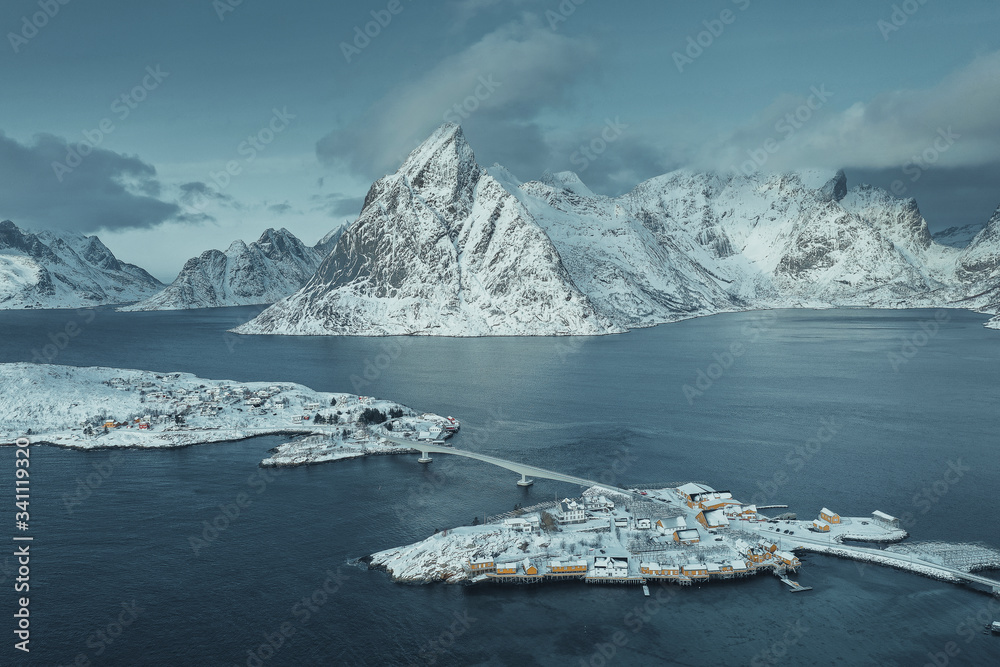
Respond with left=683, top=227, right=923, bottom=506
left=933, top=223, right=985, bottom=249
left=121, top=228, right=331, bottom=311
left=954, top=206, right=1000, bottom=328
left=234, top=124, right=1000, bottom=336
left=234, top=125, right=614, bottom=335
left=0, top=220, right=163, bottom=309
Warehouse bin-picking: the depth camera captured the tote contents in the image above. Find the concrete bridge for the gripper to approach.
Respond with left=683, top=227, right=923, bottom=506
left=377, top=431, right=636, bottom=496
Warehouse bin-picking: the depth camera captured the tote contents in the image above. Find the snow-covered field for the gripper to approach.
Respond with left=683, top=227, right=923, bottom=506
left=0, top=363, right=455, bottom=466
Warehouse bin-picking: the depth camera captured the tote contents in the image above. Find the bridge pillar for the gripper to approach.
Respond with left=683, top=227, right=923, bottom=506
left=417, top=452, right=432, bottom=464
left=516, top=473, right=534, bottom=487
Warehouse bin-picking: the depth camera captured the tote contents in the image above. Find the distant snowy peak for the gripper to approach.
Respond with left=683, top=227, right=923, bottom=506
left=539, top=171, right=596, bottom=198
left=0, top=220, right=162, bottom=309
left=840, top=184, right=934, bottom=254
left=120, top=228, right=328, bottom=311
left=316, top=221, right=349, bottom=255
left=820, top=170, right=848, bottom=202
left=933, top=223, right=986, bottom=249
left=235, top=126, right=615, bottom=336
left=233, top=124, right=1000, bottom=336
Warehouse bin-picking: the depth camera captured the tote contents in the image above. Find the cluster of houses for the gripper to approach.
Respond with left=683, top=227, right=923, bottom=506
left=811, top=507, right=841, bottom=532
left=94, top=377, right=352, bottom=432
left=455, top=481, right=908, bottom=591
left=810, top=507, right=902, bottom=533
left=470, top=534, right=800, bottom=583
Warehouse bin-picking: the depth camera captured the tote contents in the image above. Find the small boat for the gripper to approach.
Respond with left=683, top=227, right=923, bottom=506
left=989, top=621, right=1000, bottom=635
left=642, top=585, right=650, bottom=597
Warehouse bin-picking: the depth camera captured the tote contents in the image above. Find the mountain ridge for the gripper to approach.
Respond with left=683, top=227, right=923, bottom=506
left=0, top=220, right=163, bottom=309
left=233, top=124, right=1000, bottom=336
left=119, top=227, right=330, bottom=311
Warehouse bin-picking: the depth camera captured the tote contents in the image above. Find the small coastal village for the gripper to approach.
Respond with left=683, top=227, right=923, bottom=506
left=371, top=481, right=1000, bottom=596
left=4, top=362, right=998, bottom=604
left=0, top=363, right=458, bottom=466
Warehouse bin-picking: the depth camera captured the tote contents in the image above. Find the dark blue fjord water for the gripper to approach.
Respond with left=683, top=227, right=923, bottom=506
left=0, top=306, right=998, bottom=666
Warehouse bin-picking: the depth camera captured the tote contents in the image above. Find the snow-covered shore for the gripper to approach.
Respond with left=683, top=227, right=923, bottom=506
left=0, top=363, right=456, bottom=466
left=370, top=482, right=998, bottom=597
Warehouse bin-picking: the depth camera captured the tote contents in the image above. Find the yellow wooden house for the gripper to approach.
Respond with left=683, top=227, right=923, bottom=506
left=819, top=508, right=841, bottom=524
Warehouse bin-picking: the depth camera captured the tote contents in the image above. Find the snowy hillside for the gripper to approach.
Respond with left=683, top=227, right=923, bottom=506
left=120, top=228, right=330, bottom=311
left=0, top=220, right=163, bottom=309
left=954, top=206, right=1000, bottom=324
left=0, top=363, right=433, bottom=464
left=233, top=125, right=1000, bottom=336
left=933, top=224, right=985, bottom=248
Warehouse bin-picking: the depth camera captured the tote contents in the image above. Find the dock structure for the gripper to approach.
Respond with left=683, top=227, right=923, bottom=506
left=778, top=575, right=813, bottom=592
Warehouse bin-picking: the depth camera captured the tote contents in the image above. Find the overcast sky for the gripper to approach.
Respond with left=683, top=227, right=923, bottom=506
left=1, top=0, right=998, bottom=281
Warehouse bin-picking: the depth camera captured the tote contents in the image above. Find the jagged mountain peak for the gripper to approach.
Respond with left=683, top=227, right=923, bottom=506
left=0, top=220, right=162, bottom=308
left=225, top=239, right=249, bottom=254
left=399, top=123, right=476, bottom=179
left=820, top=169, right=848, bottom=202
left=122, top=228, right=327, bottom=311
left=539, top=170, right=596, bottom=198
left=965, top=204, right=1000, bottom=252
left=227, top=123, right=1000, bottom=336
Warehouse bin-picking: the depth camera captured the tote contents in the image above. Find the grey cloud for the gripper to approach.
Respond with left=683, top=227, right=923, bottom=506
left=311, top=193, right=366, bottom=218
left=0, top=131, right=178, bottom=232
left=316, top=15, right=601, bottom=179
left=695, top=51, right=1000, bottom=174
left=848, top=164, right=1000, bottom=232
left=267, top=202, right=294, bottom=215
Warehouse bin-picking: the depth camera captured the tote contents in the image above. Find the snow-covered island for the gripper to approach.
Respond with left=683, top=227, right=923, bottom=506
left=0, top=363, right=458, bottom=466
left=370, top=482, right=1000, bottom=596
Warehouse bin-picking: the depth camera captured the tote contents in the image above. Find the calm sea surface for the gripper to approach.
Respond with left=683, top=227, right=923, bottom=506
left=0, top=306, right=998, bottom=666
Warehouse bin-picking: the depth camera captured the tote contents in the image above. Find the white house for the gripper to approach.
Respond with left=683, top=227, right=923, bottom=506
left=558, top=499, right=586, bottom=524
